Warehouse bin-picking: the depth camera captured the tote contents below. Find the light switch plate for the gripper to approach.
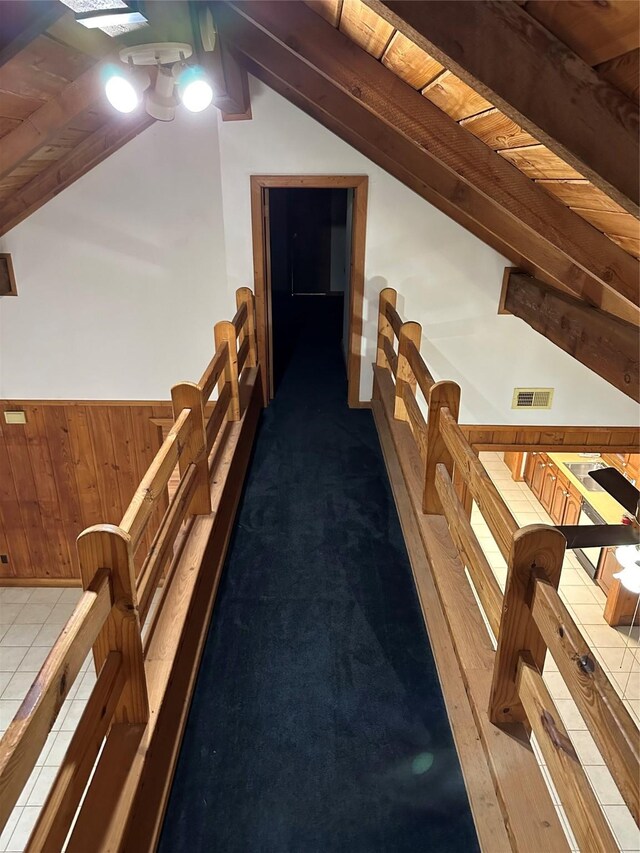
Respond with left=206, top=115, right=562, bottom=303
left=4, top=411, right=26, bottom=424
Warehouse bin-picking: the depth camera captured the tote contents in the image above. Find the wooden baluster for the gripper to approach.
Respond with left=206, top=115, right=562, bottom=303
left=236, top=286, right=257, bottom=368
left=214, top=319, right=240, bottom=421
left=376, top=287, right=397, bottom=368
left=423, top=383, right=461, bottom=514
left=394, top=321, right=422, bottom=421
left=170, top=382, right=211, bottom=516
left=76, top=525, right=148, bottom=724
left=489, top=525, right=566, bottom=724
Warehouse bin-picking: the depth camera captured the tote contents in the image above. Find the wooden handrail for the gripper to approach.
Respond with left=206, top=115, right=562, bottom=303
left=384, top=300, right=402, bottom=338
left=517, top=655, right=618, bottom=852
left=532, top=579, right=640, bottom=821
left=206, top=382, right=231, bottom=453
left=232, top=301, right=248, bottom=336
left=374, top=281, right=640, bottom=853
left=435, top=463, right=502, bottom=636
left=120, top=408, right=192, bottom=551
left=137, top=463, right=199, bottom=623
left=199, top=342, right=228, bottom=403
left=404, top=338, right=435, bottom=399
left=439, top=406, right=518, bottom=559
left=237, top=335, right=250, bottom=374
left=382, top=336, right=398, bottom=376
left=26, top=651, right=125, bottom=853
left=0, top=569, right=112, bottom=830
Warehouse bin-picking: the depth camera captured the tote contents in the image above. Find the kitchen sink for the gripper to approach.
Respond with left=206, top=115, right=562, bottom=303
left=565, top=461, right=607, bottom=492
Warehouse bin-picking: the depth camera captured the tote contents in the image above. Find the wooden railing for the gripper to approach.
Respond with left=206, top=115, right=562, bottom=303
left=376, top=286, right=639, bottom=851
left=0, top=287, right=258, bottom=850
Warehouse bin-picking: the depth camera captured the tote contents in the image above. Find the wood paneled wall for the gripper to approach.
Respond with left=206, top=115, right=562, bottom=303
left=0, top=401, right=172, bottom=583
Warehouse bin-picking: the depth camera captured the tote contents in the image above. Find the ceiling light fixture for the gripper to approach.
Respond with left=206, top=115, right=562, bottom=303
left=103, top=61, right=150, bottom=113
left=103, top=42, right=216, bottom=120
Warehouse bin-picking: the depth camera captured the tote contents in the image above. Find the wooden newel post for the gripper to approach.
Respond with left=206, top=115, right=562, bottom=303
left=236, top=287, right=257, bottom=368
left=423, top=382, right=461, bottom=514
left=170, top=381, right=211, bottom=516
left=489, top=525, right=566, bottom=724
left=214, top=319, right=240, bottom=421
left=394, top=321, right=422, bottom=420
left=376, top=287, right=397, bottom=368
left=77, top=525, right=148, bottom=724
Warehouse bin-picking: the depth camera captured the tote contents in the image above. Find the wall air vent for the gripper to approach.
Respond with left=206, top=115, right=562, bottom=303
left=512, top=387, right=554, bottom=410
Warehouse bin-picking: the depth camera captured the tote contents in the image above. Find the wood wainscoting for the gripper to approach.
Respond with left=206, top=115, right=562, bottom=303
left=0, top=400, right=172, bottom=584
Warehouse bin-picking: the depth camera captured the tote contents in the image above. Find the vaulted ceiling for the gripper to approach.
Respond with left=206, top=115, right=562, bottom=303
left=0, top=0, right=638, bottom=396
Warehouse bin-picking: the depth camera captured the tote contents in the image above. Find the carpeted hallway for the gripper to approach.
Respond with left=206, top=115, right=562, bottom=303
left=159, top=296, right=478, bottom=853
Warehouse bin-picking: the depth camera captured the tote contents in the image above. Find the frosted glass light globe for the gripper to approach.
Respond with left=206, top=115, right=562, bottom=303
left=181, top=79, right=213, bottom=112
left=105, top=74, right=139, bottom=113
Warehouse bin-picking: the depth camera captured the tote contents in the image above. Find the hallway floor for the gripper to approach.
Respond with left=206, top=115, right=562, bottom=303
left=159, top=298, right=478, bottom=852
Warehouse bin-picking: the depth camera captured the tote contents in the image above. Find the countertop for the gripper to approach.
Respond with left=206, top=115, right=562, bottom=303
left=547, top=452, right=630, bottom=526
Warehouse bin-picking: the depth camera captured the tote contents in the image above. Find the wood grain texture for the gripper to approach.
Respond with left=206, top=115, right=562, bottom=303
left=363, top=0, right=639, bottom=212
left=490, top=525, right=566, bottom=724
left=214, top=320, right=241, bottom=421
left=0, top=569, right=111, bottom=833
left=572, top=207, right=640, bottom=239
left=526, top=0, right=640, bottom=66
left=499, top=144, right=584, bottom=180
left=77, top=525, right=148, bottom=725
left=170, top=384, right=211, bottom=517
left=461, top=107, right=537, bottom=149
left=219, top=2, right=639, bottom=319
left=372, top=387, right=512, bottom=853
left=503, top=271, right=640, bottom=402
left=423, top=383, right=460, bottom=515
left=536, top=179, right=631, bottom=213
left=25, top=651, right=124, bottom=853
left=422, top=71, right=492, bottom=121
left=517, top=656, right=618, bottom=853
left=376, top=287, right=398, bottom=368
left=597, top=48, right=640, bottom=102
left=381, top=31, right=443, bottom=89
left=339, top=0, right=394, bottom=58
left=0, top=401, right=170, bottom=582
left=372, top=365, right=568, bottom=852
left=305, top=0, right=342, bottom=27
left=532, top=579, right=640, bottom=823
left=459, top=423, right=640, bottom=453
left=394, top=321, right=421, bottom=421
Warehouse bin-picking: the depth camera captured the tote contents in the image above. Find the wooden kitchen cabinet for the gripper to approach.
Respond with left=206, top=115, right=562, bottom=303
left=599, top=547, right=640, bottom=626
left=529, top=453, right=547, bottom=500
left=597, top=547, right=618, bottom=594
left=548, top=470, right=583, bottom=526
left=523, top=451, right=539, bottom=489
left=563, top=487, right=581, bottom=525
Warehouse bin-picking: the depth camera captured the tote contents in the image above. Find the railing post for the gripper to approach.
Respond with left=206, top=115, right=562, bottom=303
left=489, top=525, right=566, bottom=724
left=394, top=321, right=422, bottom=421
left=423, top=382, right=461, bottom=514
left=214, top=319, right=240, bottom=421
left=170, top=382, right=211, bottom=515
left=376, top=287, right=397, bottom=368
left=77, top=525, right=148, bottom=724
left=236, top=286, right=257, bottom=368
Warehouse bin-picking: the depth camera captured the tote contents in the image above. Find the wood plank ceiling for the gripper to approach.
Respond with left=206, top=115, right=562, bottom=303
left=307, top=0, right=640, bottom=260
left=0, top=7, right=153, bottom=236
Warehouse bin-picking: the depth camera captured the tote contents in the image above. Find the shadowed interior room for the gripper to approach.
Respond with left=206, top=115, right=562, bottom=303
left=0, top=1, right=639, bottom=852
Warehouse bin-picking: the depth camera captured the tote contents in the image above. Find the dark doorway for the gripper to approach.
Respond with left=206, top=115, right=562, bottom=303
left=268, top=187, right=351, bottom=392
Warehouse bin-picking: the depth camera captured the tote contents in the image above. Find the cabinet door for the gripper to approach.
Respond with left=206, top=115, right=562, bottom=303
left=549, top=477, right=567, bottom=524
left=597, top=547, right=618, bottom=594
left=531, top=454, right=547, bottom=499
left=563, top=488, right=582, bottom=526
left=540, top=463, right=555, bottom=512
left=524, top=451, right=539, bottom=488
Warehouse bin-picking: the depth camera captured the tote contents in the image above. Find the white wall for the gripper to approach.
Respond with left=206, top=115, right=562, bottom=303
left=217, top=79, right=638, bottom=425
left=0, top=109, right=231, bottom=400
left=1, top=75, right=637, bottom=426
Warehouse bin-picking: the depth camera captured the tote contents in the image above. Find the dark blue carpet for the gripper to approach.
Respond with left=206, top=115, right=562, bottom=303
left=159, top=297, right=479, bottom=853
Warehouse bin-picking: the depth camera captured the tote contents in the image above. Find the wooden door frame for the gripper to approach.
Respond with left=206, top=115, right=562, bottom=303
left=250, top=175, right=368, bottom=407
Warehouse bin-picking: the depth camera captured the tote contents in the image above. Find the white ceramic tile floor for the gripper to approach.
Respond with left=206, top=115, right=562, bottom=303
left=471, top=452, right=640, bottom=852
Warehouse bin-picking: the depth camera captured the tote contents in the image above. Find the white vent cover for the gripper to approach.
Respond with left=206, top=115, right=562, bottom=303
left=512, top=387, right=554, bottom=410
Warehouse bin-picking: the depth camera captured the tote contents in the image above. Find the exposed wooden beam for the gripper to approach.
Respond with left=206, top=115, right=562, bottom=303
left=0, top=1, right=65, bottom=68
left=0, top=58, right=116, bottom=182
left=363, top=0, right=639, bottom=216
left=189, top=2, right=250, bottom=116
left=0, top=113, right=154, bottom=237
left=500, top=269, right=639, bottom=402
left=215, top=1, right=639, bottom=323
